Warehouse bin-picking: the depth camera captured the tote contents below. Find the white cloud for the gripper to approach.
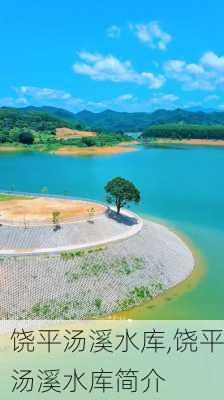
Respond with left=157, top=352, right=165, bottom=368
left=83, top=92, right=179, bottom=112
left=185, top=64, right=205, bottom=74
left=74, top=52, right=134, bottom=83
left=163, top=52, right=224, bottom=91
left=10, top=85, right=139, bottom=112
left=17, top=86, right=72, bottom=100
left=200, top=51, right=224, bottom=70
left=73, top=51, right=165, bottom=89
left=130, top=21, right=172, bottom=51
left=84, top=100, right=107, bottom=110
left=164, top=60, right=206, bottom=82
left=115, top=94, right=135, bottom=102
left=106, top=25, right=121, bottom=39
left=183, top=101, right=202, bottom=109
left=0, top=87, right=181, bottom=113
left=0, top=96, right=29, bottom=107
left=141, top=72, right=166, bottom=89
left=151, top=93, right=179, bottom=104
left=13, top=86, right=87, bottom=111
left=204, top=94, right=219, bottom=102
left=85, top=94, right=136, bottom=110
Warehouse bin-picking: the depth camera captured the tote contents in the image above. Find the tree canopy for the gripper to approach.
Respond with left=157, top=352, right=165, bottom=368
left=105, top=177, right=140, bottom=214
left=141, top=123, right=224, bottom=140
left=0, top=107, right=132, bottom=148
left=19, top=131, right=34, bottom=144
left=75, top=108, right=224, bottom=132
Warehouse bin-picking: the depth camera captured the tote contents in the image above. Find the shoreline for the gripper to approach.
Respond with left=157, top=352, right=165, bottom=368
left=0, top=145, right=28, bottom=152
left=109, top=216, right=204, bottom=320
left=151, top=138, right=224, bottom=147
left=0, top=143, right=139, bottom=156
left=51, top=145, right=138, bottom=156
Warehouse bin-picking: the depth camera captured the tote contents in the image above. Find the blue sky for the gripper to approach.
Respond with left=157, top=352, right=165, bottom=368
left=1, top=0, right=224, bottom=112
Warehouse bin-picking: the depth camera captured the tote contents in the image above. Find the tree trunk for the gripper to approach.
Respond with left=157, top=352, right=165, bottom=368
left=116, top=197, right=121, bottom=214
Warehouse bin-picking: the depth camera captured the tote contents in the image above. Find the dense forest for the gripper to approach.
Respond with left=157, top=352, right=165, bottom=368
left=0, top=107, right=130, bottom=147
left=0, top=107, right=79, bottom=144
left=3, top=106, right=224, bottom=134
left=1, top=106, right=224, bottom=146
left=141, top=124, right=224, bottom=140
left=22, top=106, right=82, bottom=127
left=21, top=107, right=224, bottom=132
left=75, top=108, right=224, bottom=132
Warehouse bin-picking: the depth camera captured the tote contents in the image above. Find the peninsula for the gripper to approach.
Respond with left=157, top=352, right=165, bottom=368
left=0, top=191, right=194, bottom=319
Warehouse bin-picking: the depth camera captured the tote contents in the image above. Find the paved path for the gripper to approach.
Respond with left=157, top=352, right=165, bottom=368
left=0, top=208, right=143, bottom=255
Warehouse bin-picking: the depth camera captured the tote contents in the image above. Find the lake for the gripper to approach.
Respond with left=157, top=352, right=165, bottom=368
left=0, top=144, right=223, bottom=319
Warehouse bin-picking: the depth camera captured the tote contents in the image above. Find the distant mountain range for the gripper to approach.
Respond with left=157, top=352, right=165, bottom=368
left=2, top=105, right=224, bottom=133
left=75, top=108, right=224, bottom=132
left=184, top=106, right=216, bottom=113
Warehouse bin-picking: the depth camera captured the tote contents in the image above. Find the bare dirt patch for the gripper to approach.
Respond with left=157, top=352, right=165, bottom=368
left=53, top=145, right=138, bottom=156
left=56, top=127, right=97, bottom=140
left=0, top=197, right=106, bottom=224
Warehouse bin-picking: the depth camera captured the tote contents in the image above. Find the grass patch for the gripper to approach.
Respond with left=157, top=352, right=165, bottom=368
left=64, top=271, right=79, bottom=282
left=22, top=297, right=106, bottom=319
left=118, top=282, right=164, bottom=311
left=61, top=250, right=85, bottom=260
left=95, top=298, right=103, bottom=310
left=25, top=300, right=81, bottom=319
left=65, top=261, right=108, bottom=281
left=64, top=255, right=145, bottom=282
left=86, top=262, right=108, bottom=276
left=0, top=193, right=31, bottom=201
left=61, top=246, right=106, bottom=260
left=112, top=256, right=144, bottom=275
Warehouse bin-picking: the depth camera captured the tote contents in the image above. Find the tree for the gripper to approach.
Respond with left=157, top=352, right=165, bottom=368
left=75, top=123, right=83, bottom=130
left=88, top=207, right=96, bottom=223
left=81, top=137, right=96, bottom=147
left=52, top=210, right=61, bottom=230
left=105, top=177, right=140, bottom=214
left=19, top=131, right=34, bottom=144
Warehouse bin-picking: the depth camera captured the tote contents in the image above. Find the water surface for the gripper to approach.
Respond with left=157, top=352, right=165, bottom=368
left=0, top=145, right=223, bottom=319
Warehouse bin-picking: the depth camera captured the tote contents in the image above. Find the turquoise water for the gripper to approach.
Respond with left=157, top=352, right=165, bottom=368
left=0, top=145, right=224, bottom=319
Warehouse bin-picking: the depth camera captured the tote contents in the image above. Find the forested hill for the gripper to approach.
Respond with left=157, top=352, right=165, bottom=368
left=75, top=109, right=151, bottom=132
left=21, top=106, right=81, bottom=126
left=75, top=109, right=224, bottom=132
left=141, top=124, right=224, bottom=140
left=0, top=107, right=81, bottom=133
left=0, top=107, right=130, bottom=147
left=2, top=106, right=224, bottom=134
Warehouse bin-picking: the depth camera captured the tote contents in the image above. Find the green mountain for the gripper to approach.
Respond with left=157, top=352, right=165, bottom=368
left=0, top=107, right=81, bottom=133
left=75, top=108, right=224, bottom=132
left=2, top=106, right=224, bottom=136
left=21, top=106, right=80, bottom=126
left=75, top=109, right=152, bottom=132
left=0, top=107, right=131, bottom=147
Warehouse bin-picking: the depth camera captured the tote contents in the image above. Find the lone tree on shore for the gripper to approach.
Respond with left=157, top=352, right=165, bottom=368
left=105, top=177, right=140, bottom=214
